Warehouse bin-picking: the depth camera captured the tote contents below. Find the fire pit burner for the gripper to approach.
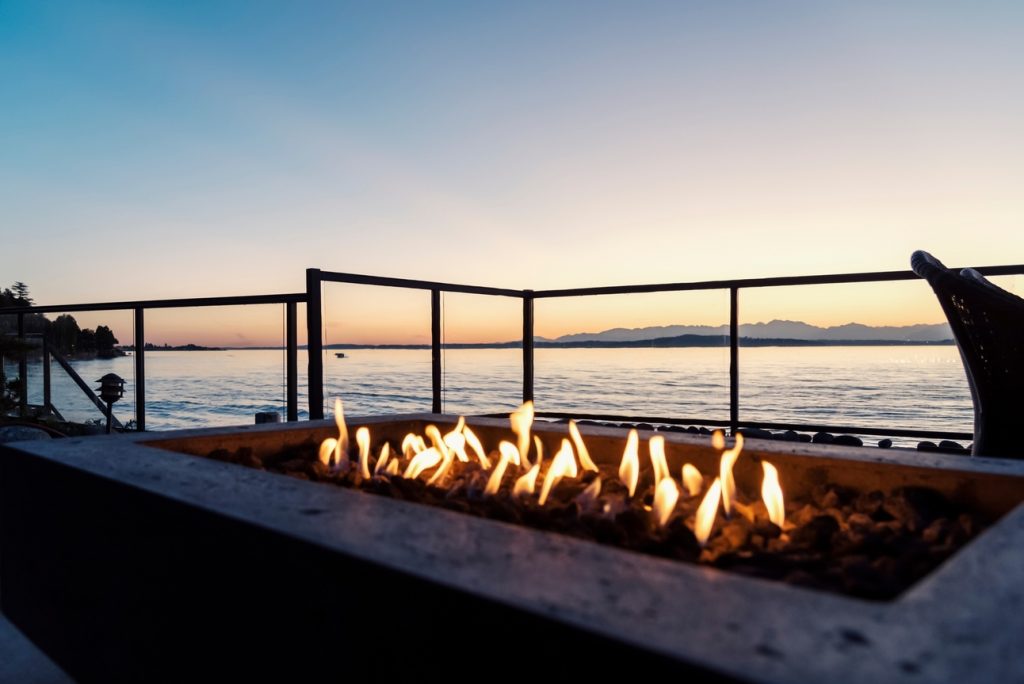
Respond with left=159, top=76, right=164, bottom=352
left=201, top=406, right=988, bottom=600
left=2, top=414, right=1023, bottom=683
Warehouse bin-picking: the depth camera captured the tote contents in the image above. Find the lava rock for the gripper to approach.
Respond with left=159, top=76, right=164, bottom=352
left=753, top=520, right=782, bottom=538
left=739, top=427, right=773, bottom=440
left=813, top=483, right=855, bottom=508
left=885, top=487, right=952, bottom=531
left=812, top=432, right=835, bottom=444
left=917, top=441, right=938, bottom=451
left=846, top=512, right=874, bottom=532
left=791, top=515, right=840, bottom=550
left=877, top=438, right=893, bottom=449
left=791, top=503, right=820, bottom=526
left=854, top=490, right=887, bottom=517
left=833, top=435, right=863, bottom=447
left=922, top=518, right=951, bottom=545
left=615, top=508, right=649, bottom=540
left=797, top=433, right=812, bottom=442
left=721, top=520, right=751, bottom=549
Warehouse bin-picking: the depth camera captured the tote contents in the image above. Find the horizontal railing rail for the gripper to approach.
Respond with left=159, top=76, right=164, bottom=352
left=2, top=292, right=307, bottom=315
left=530, top=264, right=1024, bottom=298
left=304, top=269, right=527, bottom=418
left=307, top=263, right=1024, bottom=442
left=1, top=292, right=306, bottom=430
left=5, top=262, right=1023, bottom=441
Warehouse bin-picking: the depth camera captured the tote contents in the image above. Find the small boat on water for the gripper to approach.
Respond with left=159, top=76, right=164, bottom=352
left=335, top=352, right=347, bottom=358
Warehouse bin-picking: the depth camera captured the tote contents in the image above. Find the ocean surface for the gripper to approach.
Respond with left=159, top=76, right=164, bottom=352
left=6, top=346, right=973, bottom=445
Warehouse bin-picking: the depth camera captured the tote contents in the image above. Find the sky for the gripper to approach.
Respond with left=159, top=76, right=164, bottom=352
left=1, top=1, right=1022, bottom=345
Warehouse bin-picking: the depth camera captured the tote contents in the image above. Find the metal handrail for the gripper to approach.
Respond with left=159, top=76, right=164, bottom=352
left=4, top=262, right=1023, bottom=439
left=306, top=264, right=1024, bottom=441
left=1, top=292, right=305, bottom=429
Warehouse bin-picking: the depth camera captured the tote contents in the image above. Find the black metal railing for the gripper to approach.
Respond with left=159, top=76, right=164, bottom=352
left=0, top=293, right=305, bottom=430
left=304, top=269, right=523, bottom=418
left=306, top=263, right=1024, bottom=441
left=4, top=262, right=1023, bottom=438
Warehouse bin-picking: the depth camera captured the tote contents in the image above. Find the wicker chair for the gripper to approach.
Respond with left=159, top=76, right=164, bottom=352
left=911, top=250, right=1024, bottom=458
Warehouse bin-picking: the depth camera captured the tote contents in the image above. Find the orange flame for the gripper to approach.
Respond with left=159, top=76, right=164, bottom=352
left=356, top=427, right=371, bottom=479
left=374, top=443, right=391, bottom=476
left=485, top=441, right=519, bottom=495
left=761, top=461, right=785, bottom=527
left=569, top=420, right=599, bottom=472
left=533, top=435, right=544, bottom=466
left=539, top=439, right=576, bottom=506
left=653, top=478, right=680, bottom=527
left=711, top=429, right=725, bottom=450
left=426, top=448, right=454, bottom=486
left=318, top=437, right=338, bottom=468
left=385, top=458, right=400, bottom=476
left=618, top=429, right=640, bottom=497
left=512, top=462, right=540, bottom=497
left=510, top=401, right=535, bottom=469
left=333, top=397, right=349, bottom=450
left=649, top=435, right=670, bottom=485
left=423, top=426, right=455, bottom=487
left=327, top=398, right=350, bottom=471
left=681, top=463, right=703, bottom=497
left=402, top=433, right=427, bottom=459
left=694, top=477, right=722, bottom=546
left=403, top=447, right=442, bottom=480
left=719, top=433, right=744, bottom=516
left=463, top=426, right=490, bottom=469
left=444, top=431, right=469, bottom=462
left=425, top=425, right=450, bottom=460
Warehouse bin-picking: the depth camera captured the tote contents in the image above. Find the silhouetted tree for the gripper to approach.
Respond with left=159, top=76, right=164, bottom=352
left=95, top=325, right=118, bottom=353
left=78, top=328, right=96, bottom=354
left=11, top=282, right=32, bottom=306
left=1, top=282, right=46, bottom=335
left=50, top=314, right=81, bottom=355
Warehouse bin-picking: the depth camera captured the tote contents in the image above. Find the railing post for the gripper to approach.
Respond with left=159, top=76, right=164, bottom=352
left=729, top=287, right=739, bottom=435
left=42, top=334, right=51, bottom=413
left=522, top=290, right=534, bottom=404
left=17, top=312, right=27, bottom=417
left=306, top=269, right=324, bottom=420
left=431, top=288, right=442, bottom=414
left=286, top=301, right=298, bottom=422
left=134, top=307, right=146, bottom=431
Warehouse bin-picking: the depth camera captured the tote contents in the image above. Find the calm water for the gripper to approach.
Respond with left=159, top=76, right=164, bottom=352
left=6, top=346, right=973, bottom=444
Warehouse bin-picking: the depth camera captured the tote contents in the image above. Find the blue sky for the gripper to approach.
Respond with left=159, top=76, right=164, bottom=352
left=2, top=1, right=1022, bottom=343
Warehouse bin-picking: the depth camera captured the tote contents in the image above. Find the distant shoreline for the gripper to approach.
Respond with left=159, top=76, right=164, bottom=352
left=321, top=337, right=956, bottom=350
left=211, top=336, right=957, bottom=351
left=120, top=343, right=226, bottom=352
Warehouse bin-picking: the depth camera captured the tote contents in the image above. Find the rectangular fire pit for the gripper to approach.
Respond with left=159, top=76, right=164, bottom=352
left=2, top=416, right=1023, bottom=683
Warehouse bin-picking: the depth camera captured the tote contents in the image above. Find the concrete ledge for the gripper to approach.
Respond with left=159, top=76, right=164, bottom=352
left=0, top=614, right=73, bottom=684
left=2, top=417, right=1024, bottom=683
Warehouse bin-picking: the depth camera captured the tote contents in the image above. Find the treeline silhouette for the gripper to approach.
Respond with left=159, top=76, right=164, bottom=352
left=1, top=282, right=120, bottom=357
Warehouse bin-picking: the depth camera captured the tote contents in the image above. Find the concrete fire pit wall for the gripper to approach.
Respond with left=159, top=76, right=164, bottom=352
left=2, top=415, right=1024, bottom=683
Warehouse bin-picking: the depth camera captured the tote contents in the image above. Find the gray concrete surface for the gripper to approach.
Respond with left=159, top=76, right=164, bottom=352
left=4, top=417, right=1024, bottom=683
left=0, top=614, right=73, bottom=683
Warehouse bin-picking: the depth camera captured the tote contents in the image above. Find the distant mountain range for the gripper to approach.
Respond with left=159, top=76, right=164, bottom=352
left=320, top=319, right=954, bottom=350
left=546, top=319, right=953, bottom=344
